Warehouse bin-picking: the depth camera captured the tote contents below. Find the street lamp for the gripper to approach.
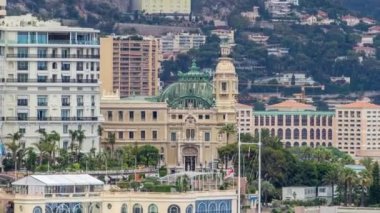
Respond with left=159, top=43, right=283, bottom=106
left=238, top=129, right=261, bottom=213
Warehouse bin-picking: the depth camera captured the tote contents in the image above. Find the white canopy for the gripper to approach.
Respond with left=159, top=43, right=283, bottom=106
left=12, top=174, right=104, bottom=186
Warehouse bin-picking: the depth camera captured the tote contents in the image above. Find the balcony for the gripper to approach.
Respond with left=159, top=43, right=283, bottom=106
left=2, top=78, right=98, bottom=84
left=3, top=117, right=98, bottom=121
left=7, top=53, right=100, bottom=58
left=77, top=102, right=84, bottom=107
left=62, top=102, right=70, bottom=107
left=38, top=102, right=48, bottom=107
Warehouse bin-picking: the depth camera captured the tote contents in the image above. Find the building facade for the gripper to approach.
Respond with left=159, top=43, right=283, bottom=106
left=0, top=14, right=101, bottom=152
left=132, top=0, right=192, bottom=15
left=8, top=174, right=237, bottom=213
left=0, top=0, right=5, bottom=18
left=100, top=35, right=160, bottom=97
left=253, top=100, right=335, bottom=148
left=101, top=45, right=238, bottom=172
left=160, top=32, right=206, bottom=54
left=335, top=101, right=380, bottom=157
left=236, top=103, right=253, bottom=134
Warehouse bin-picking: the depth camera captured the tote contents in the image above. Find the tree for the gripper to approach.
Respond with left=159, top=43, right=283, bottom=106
left=360, top=157, right=374, bottom=172
left=369, top=162, right=380, bottom=204
left=342, top=168, right=357, bottom=206
left=137, top=145, right=159, bottom=167
left=107, top=132, right=116, bottom=154
left=323, top=165, right=340, bottom=204
left=358, top=170, right=372, bottom=207
left=69, top=130, right=78, bottom=153
left=5, top=132, right=24, bottom=170
left=261, top=181, right=276, bottom=206
left=218, top=143, right=237, bottom=169
left=76, top=129, right=86, bottom=157
left=219, top=123, right=236, bottom=144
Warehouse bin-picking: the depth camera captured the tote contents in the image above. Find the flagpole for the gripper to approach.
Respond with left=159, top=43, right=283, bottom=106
left=238, top=127, right=241, bottom=213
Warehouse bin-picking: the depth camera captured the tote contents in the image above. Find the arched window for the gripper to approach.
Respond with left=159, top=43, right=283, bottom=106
left=316, top=142, right=321, bottom=147
left=328, top=142, right=332, bottom=147
left=310, top=129, right=314, bottom=139
left=186, top=205, right=193, bottom=213
left=301, top=142, right=307, bottom=146
left=328, top=129, right=333, bottom=140
left=271, top=128, right=275, bottom=136
left=322, top=142, right=326, bottom=147
left=301, top=128, right=307, bottom=140
left=148, top=204, right=158, bottom=213
left=285, top=142, right=291, bottom=148
left=310, top=142, right=314, bottom=148
left=219, top=202, right=228, bottom=213
left=293, top=115, right=299, bottom=126
left=208, top=203, right=217, bottom=213
left=254, top=129, right=259, bottom=136
left=133, top=204, right=143, bottom=213
left=277, top=129, right=283, bottom=139
left=168, top=205, right=180, bottom=213
left=294, top=128, right=299, bottom=139
left=322, top=129, right=326, bottom=140
left=285, top=128, right=291, bottom=139
left=121, top=204, right=128, bottom=213
left=33, top=207, right=43, bottom=213
left=316, top=129, right=320, bottom=139
left=294, top=142, right=299, bottom=147
left=197, top=203, right=206, bottom=213
left=73, top=204, right=83, bottom=213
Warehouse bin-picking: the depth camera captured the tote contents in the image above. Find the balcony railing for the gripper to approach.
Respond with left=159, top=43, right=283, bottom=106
left=1, top=78, right=98, bottom=83
left=6, top=54, right=100, bottom=59
left=3, top=116, right=98, bottom=121
left=0, top=40, right=99, bottom=45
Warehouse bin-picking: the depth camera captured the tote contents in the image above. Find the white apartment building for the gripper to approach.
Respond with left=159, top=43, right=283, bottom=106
left=0, top=14, right=101, bottom=152
left=160, top=32, right=206, bottom=54
left=211, top=29, right=235, bottom=44
left=335, top=100, right=380, bottom=157
left=132, top=0, right=191, bottom=15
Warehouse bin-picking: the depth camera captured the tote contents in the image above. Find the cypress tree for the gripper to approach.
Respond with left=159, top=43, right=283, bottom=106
left=369, top=162, right=380, bottom=204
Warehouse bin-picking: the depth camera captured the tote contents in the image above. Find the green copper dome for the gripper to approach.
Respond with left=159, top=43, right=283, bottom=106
left=159, top=60, right=214, bottom=109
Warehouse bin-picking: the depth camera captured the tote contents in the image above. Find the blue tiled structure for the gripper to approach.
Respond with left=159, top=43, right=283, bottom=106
left=195, top=199, right=232, bottom=213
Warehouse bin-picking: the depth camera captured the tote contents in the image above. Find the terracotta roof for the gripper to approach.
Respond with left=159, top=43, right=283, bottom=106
left=338, top=101, right=380, bottom=109
left=267, top=100, right=315, bottom=110
left=236, top=103, right=252, bottom=109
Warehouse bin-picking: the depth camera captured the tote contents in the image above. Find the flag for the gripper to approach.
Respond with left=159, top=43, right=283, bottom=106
left=224, top=167, right=235, bottom=179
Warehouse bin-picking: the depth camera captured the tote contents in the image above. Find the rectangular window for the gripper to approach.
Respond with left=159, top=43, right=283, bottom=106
left=129, top=132, right=134, bottom=139
left=17, top=32, right=28, bottom=44
left=107, top=111, right=112, bottom=120
left=118, top=111, right=123, bottom=121
left=37, top=95, right=48, bottom=106
left=129, top=111, right=134, bottom=120
left=63, top=125, right=68, bottom=134
left=205, top=132, right=211, bottom=142
left=17, top=98, right=28, bottom=106
left=77, top=62, right=84, bottom=71
left=141, top=130, right=146, bottom=140
left=61, top=62, right=70, bottom=71
left=37, top=109, right=47, bottom=120
left=17, top=113, right=28, bottom=121
left=205, top=115, right=210, bottom=119
left=37, top=48, right=47, bottom=58
left=62, top=95, right=70, bottom=106
left=118, top=131, right=123, bottom=139
left=77, top=109, right=83, bottom=118
left=17, top=61, right=28, bottom=70
left=37, top=32, right=48, bottom=44
left=77, top=95, right=83, bottom=106
left=37, top=61, right=48, bottom=70
left=141, top=111, right=146, bottom=120
left=19, top=128, right=26, bottom=134
left=37, top=75, right=47, bottom=82
left=153, top=111, right=158, bottom=120
left=61, top=109, right=70, bottom=120
left=221, top=82, right=227, bottom=92
left=171, top=132, right=177, bottom=141
left=152, top=130, right=157, bottom=140
left=17, top=47, right=28, bottom=58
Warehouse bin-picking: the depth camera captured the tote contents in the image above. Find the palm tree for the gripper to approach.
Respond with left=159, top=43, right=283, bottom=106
left=360, top=157, right=373, bottom=172
left=323, top=166, right=340, bottom=204
left=107, top=132, right=116, bottom=154
left=342, top=168, right=357, bottom=206
left=69, top=130, right=78, bottom=153
left=5, top=132, right=24, bottom=170
left=33, top=142, right=46, bottom=166
left=47, top=131, right=60, bottom=164
left=76, top=129, right=86, bottom=158
left=358, top=170, right=372, bottom=207
left=219, top=123, right=236, bottom=144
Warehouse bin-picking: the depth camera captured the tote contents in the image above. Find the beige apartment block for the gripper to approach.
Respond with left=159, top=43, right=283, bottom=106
left=253, top=100, right=335, bottom=148
left=0, top=0, right=5, bottom=17
left=100, top=35, right=160, bottom=97
left=335, top=100, right=380, bottom=158
left=132, top=0, right=191, bottom=14
left=101, top=45, right=238, bottom=172
left=236, top=103, right=253, bottom=134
